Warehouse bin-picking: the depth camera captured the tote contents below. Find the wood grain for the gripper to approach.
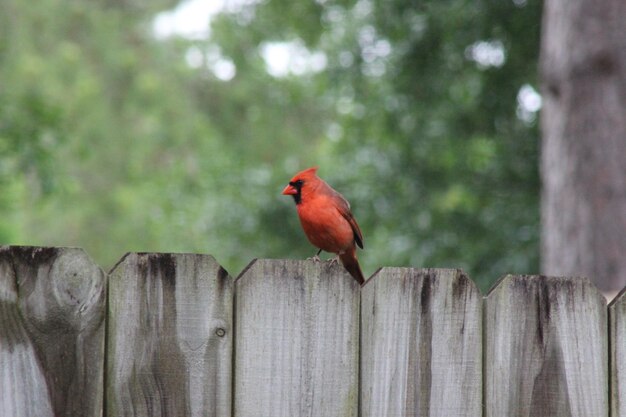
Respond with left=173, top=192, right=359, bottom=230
left=234, top=258, right=360, bottom=417
left=0, top=245, right=106, bottom=417
left=106, top=252, right=233, bottom=417
left=360, top=268, right=482, bottom=417
left=610, top=289, right=626, bottom=416
left=485, top=275, right=607, bottom=417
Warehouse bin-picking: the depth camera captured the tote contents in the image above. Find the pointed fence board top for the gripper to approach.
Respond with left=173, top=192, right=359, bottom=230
left=360, top=267, right=482, bottom=417
left=485, top=275, right=607, bottom=417
left=0, top=246, right=106, bottom=417
left=234, top=258, right=360, bottom=417
left=106, top=252, right=233, bottom=417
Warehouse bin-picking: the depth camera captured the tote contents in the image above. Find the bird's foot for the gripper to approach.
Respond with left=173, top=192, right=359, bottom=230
left=307, top=255, right=322, bottom=263
left=307, top=248, right=323, bottom=262
left=328, top=256, right=340, bottom=266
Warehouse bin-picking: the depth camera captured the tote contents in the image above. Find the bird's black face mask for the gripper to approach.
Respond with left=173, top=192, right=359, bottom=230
left=289, top=179, right=304, bottom=204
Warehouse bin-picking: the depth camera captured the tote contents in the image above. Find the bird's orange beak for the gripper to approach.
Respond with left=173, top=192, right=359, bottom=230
left=282, top=184, right=298, bottom=195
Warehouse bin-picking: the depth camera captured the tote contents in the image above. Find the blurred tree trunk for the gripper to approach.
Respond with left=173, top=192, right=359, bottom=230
left=540, top=0, right=626, bottom=295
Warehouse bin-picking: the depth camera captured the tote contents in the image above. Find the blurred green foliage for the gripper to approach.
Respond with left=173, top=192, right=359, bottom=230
left=0, top=0, right=541, bottom=292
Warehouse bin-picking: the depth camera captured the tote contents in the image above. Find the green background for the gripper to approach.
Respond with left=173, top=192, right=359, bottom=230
left=0, top=0, right=542, bottom=292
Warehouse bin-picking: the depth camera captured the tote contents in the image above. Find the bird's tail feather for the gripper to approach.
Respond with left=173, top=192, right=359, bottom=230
left=339, top=250, right=365, bottom=285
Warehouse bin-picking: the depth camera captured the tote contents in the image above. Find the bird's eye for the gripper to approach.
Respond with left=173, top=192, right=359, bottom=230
left=290, top=179, right=304, bottom=187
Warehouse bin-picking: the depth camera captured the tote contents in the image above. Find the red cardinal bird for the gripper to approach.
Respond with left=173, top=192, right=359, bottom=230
left=282, top=166, right=365, bottom=284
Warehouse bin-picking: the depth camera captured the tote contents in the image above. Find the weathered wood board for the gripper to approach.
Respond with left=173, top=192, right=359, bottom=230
left=106, top=252, right=233, bottom=417
left=485, top=275, right=607, bottom=417
left=360, top=268, right=482, bottom=417
left=610, top=289, right=626, bottom=416
left=0, top=246, right=106, bottom=417
left=234, top=259, right=360, bottom=417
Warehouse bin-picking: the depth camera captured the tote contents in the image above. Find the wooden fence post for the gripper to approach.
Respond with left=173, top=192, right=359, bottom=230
left=610, top=290, right=626, bottom=416
left=360, top=268, right=482, bottom=417
left=106, top=252, right=233, bottom=417
left=0, top=246, right=106, bottom=417
left=234, top=259, right=360, bottom=417
left=485, top=275, right=607, bottom=417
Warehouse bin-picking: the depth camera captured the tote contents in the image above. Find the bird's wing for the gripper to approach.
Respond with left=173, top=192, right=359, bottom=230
left=331, top=190, right=364, bottom=249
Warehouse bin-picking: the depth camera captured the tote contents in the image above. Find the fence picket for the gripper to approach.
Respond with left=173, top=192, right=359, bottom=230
left=0, top=246, right=105, bottom=417
left=360, top=268, right=482, bottom=417
left=610, top=290, right=626, bottom=416
left=485, top=275, right=607, bottom=417
left=106, top=252, right=233, bottom=417
left=234, top=259, right=360, bottom=417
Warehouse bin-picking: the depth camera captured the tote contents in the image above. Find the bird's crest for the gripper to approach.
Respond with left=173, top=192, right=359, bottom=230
left=289, top=166, right=319, bottom=182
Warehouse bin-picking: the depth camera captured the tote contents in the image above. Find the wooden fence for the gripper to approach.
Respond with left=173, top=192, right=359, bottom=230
left=0, top=245, right=623, bottom=416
